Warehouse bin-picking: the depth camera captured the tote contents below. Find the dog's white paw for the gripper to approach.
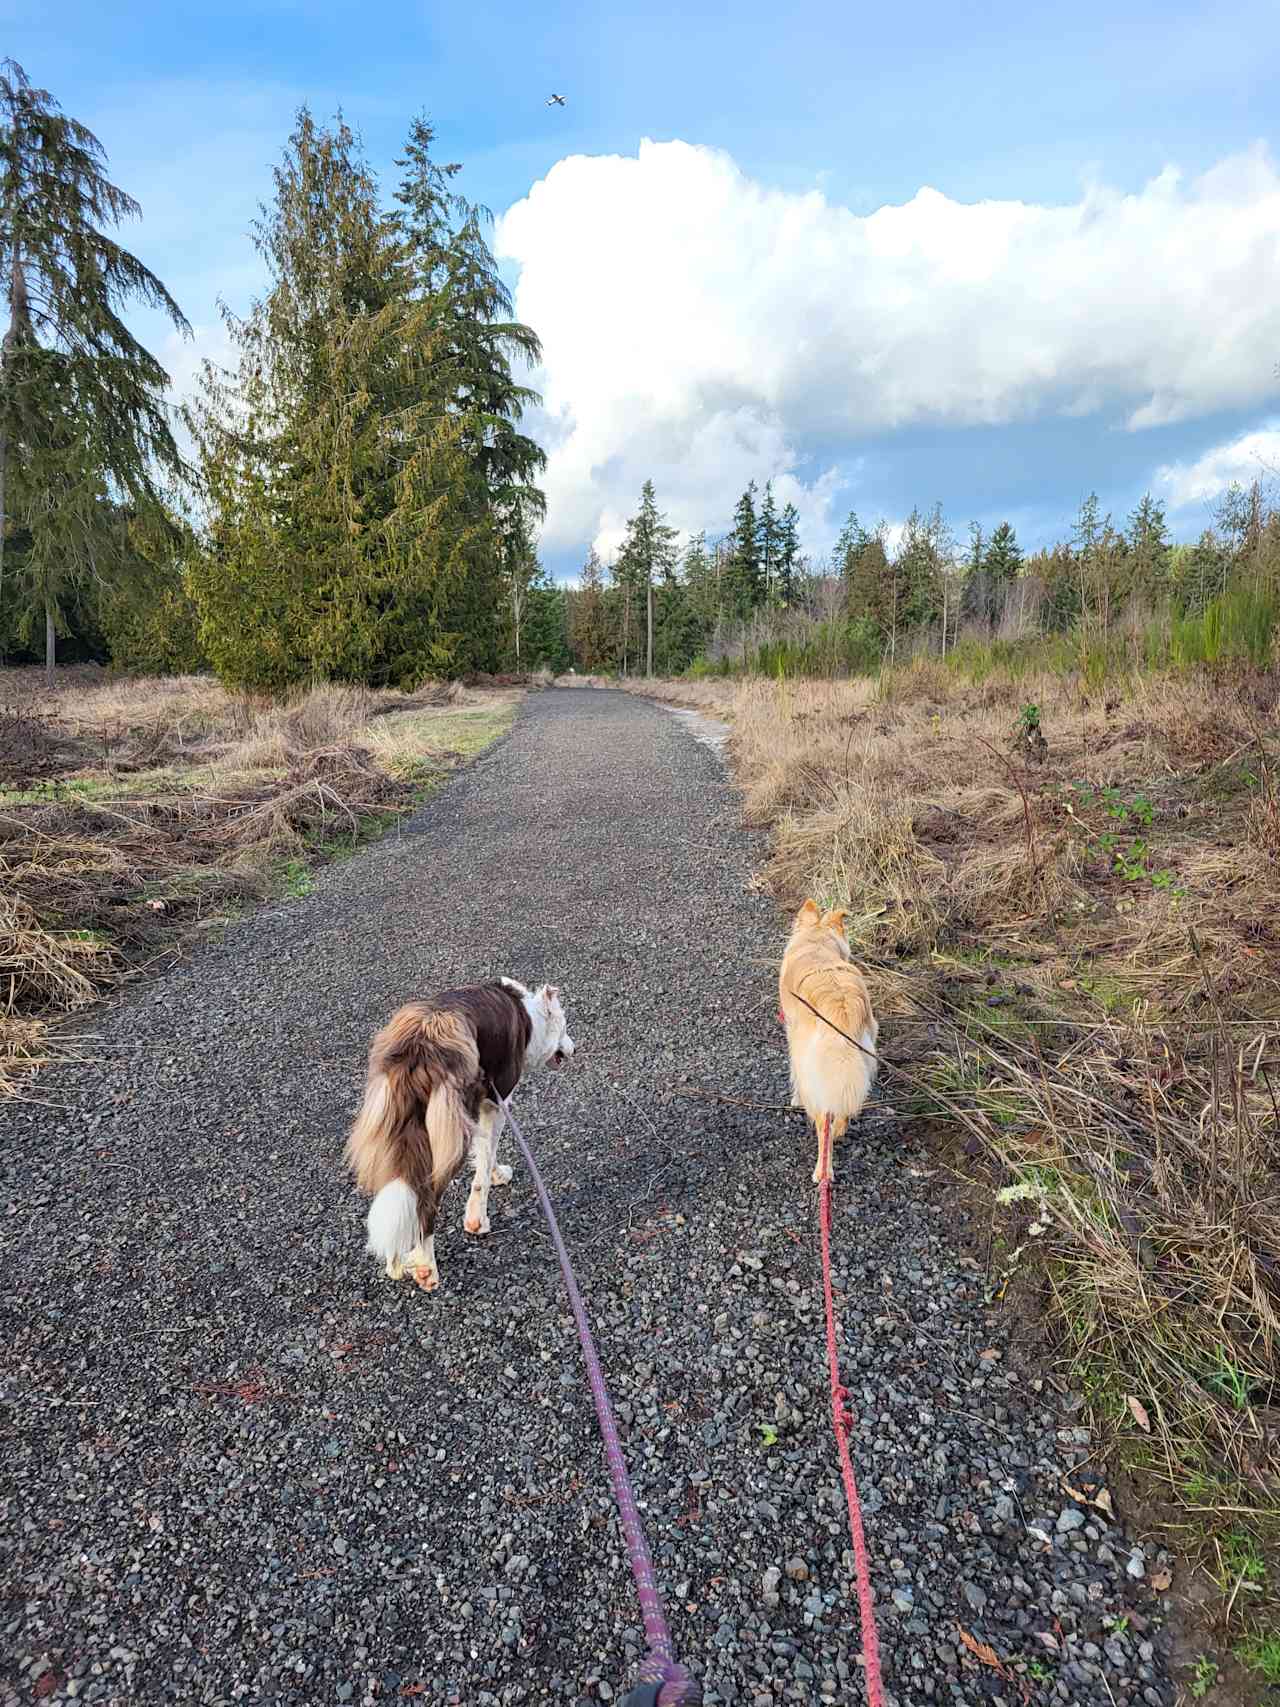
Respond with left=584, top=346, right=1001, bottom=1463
left=385, top=1255, right=405, bottom=1280
left=490, top=1163, right=513, bottom=1187
left=411, top=1262, right=439, bottom=1292
left=464, top=1209, right=491, bottom=1237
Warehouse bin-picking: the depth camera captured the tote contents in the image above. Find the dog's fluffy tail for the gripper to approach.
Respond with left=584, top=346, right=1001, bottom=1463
left=346, top=1006, right=479, bottom=1260
left=423, top=1076, right=470, bottom=1197
left=366, top=1178, right=420, bottom=1264
left=793, top=988, right=878, bottom=1135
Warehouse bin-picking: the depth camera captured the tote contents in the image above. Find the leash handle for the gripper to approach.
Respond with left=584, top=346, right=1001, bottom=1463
left=503, top=1099, right=699, bottom=1707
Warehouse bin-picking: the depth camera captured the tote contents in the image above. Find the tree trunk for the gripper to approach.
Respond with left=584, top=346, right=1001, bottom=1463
left=0, top=402, right=6, bottom=662
left=1, top=249, right=35, bottom=666
left=646, top=579, right=654, bottom=677
left=0, top=246, right=16, bottom=664
left=45, top=600, right=55, bottom=685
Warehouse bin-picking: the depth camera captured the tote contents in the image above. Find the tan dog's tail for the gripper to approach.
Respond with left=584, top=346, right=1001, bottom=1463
left=792, top=985, right=878, bottom=1138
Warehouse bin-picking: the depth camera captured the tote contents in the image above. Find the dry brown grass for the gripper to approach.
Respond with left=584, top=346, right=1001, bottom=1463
left=631, top=661, right=1280, bottom=1626
left=1, top=669, right=517, bottom=1099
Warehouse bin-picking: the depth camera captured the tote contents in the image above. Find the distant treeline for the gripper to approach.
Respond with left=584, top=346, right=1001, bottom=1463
left=560, top=476, right=1280, bottom=680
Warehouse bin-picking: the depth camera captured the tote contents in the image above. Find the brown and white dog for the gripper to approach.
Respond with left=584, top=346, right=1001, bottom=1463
left=345, top=978, right=574, bottom=1292
left=778, top=900, right=878, bottom=1184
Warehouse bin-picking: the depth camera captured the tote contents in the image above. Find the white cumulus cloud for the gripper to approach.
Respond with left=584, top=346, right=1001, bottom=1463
left=495, top=139, right=1280, bottom=559
left=1155, top=424, right=1280, bottom=509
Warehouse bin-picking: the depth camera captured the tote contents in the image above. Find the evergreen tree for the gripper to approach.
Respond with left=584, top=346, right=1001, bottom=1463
left=1070, top=492, right=1129, bottom=630
left=0, top=59, right=191, bottom=678
left=1174, top=529, right=1229, bottom=614
left=757, top=480, right=780, bottom=605
left=614, top=478, right=677, bottom=675
left=1126, top=493, right=1171, bottom=596
left=845, top=529, right=890, bottom=634
left=724, top=481, right=761, bottom=617
left=890, top=503, right=949, bottom=641
left=777, top=501, right=801, bottom=606
left=834, top=510, right=870, bottom=590
left=985, top=521, right=1022, bottom=586
left=959, top=521, right=988, bottom=626
left=568, top=546, right=613, bottom=671
left=500, top=509, right=539, bottom=670
left=188, top=109, right=541, bottom=689
left=1215, top=480, right=1263, bottom=558
left=189, top=109, right=446, bottom=688
left=680, top=530, right=718, bottom=634
left=394, top=115, right=545, bottom=535
left=520, top=566, right=571, bottom=672
left=982, top=520, right=1022, bottom=624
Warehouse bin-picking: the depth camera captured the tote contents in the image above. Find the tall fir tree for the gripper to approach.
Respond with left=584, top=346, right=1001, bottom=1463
left=569, top=546, right=613, bottom=671
left=1126, top=493, right=1171, bottom=597
left=777, top=501, right=801, bottom=606
left=189, top=109, right=544, bottom=689
left=757, top=480, right=780, bottom=605
left=394, top=115, right=545, bottom=670
left=500, top=508, right=539, bottom=670
left=982, top=520, right=1022, bottom=626
left=614, top=478, right=677, bottom=675
left=0, top=59, right=190, bottom=677
left=1174, top=529, right=1229, bottom=614
left=845, top=528, right=890, bottom=634
left=724, top=481, right=762, bottom=618
left=680, top=529, right=718, bottom=633
left=189, top=108, right=453, bottom=688
left=519, top=565, right=571, bottom=672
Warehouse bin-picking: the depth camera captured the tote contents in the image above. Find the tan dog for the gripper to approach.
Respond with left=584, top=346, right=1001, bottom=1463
left=778, top=900, right=879, bottom=1183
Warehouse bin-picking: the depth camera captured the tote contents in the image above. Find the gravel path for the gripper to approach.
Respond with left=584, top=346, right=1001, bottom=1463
left=1, top=688, right=1175, bottom=1707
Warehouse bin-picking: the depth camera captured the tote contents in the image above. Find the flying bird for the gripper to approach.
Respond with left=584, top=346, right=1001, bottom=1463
left=546, top=93, right=566, bottom=107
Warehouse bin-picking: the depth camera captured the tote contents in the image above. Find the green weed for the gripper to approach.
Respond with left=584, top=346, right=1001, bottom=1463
left=1189, top=1654, right=1218, bottom=1698
left=1235, top=1633, right=1280, bottom=1685
left=278, top=858, right=315, bottom=899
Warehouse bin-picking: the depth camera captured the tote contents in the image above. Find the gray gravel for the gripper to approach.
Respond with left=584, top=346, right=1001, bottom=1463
left=0, top=688, right=1175, bottom=1706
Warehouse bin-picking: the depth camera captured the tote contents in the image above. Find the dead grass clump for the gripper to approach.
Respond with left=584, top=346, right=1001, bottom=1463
left=875, top=657, right=954, bottom=705
left=948, top=833, right=1085, bottom=931
left=0, top=887, right=122, bottom=1098
left=765, top=784, right=946, bottom=954
left=968, top=1016, right=1280, bottom=1498
left=0, top=888, right=118, bottom=1017
left=223, top=684, right=376, bottom=772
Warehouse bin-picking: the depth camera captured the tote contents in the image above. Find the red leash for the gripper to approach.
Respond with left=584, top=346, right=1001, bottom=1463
left=817, top=1116, right=886, bottom=1707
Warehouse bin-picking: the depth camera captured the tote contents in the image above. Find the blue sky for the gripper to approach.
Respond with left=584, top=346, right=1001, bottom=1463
left=8, top=0, right=1280, bottom=577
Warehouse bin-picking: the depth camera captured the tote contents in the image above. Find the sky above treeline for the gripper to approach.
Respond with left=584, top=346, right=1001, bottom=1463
left=10, top=0, right=1280, bottom=578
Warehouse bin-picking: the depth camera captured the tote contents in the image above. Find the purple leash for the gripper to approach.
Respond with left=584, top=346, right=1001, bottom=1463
left=502, top=1098, right=700, bottom=1707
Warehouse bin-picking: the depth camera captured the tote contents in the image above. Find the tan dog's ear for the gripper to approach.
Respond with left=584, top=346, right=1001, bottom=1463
left=821, top=908, right=849, bottom=936
left=796, top=899, right=821, bottom=924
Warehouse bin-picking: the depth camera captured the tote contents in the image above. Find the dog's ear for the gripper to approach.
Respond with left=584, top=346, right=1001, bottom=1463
left=796, top=899, right=821, bottom=924
left=821, top=908, right=849, bottom=935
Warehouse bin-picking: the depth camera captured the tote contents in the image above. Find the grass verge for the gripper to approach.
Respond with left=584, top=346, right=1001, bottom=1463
left=629, top=661, right=1280, bottom=1699
left=1, top=667, right=520, bottom=1100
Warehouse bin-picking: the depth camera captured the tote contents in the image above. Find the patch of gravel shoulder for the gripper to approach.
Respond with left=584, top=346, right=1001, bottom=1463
left=0, top=689, right=1174, bottom=1706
